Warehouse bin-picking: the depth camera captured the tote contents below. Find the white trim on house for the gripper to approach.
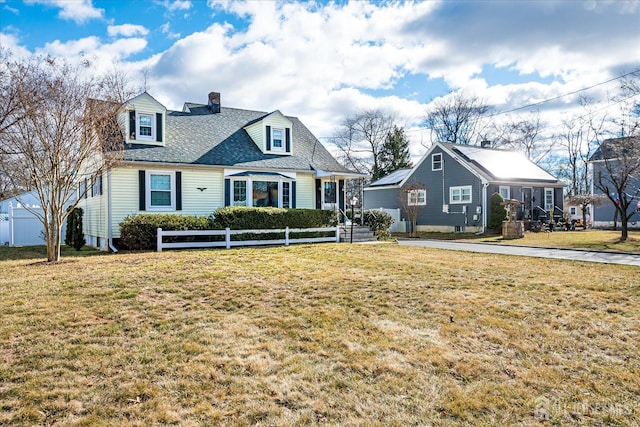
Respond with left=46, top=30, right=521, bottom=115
left=136, top=111, right=156, bottom=142
left=408, top=189, right=427, bottom=206
left=432, top=153, right=443, bottom=171
left=398, top=142, right=488, bottom=188
left=450, top=185, right=472, bottom=204
left=146, top=170, right=176, bottom=211
left=544, top=187, right=554, bottom=212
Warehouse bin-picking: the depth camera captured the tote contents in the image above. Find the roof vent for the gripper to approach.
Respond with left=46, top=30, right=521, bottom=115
left=208, top=92, right=220, bottom=113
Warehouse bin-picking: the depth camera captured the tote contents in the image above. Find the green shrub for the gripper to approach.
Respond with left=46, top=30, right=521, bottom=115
left=65, top=206, right=85, bottom=251
left=488, top=192, right=508, bottom=232
left=363, top=210, right=394, bottom=240
left=119, top=214, right=211, bottom=250
left=210, top=207, right=337, bottom=229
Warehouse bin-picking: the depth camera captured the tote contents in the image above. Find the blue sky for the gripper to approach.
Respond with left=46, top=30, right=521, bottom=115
left=2, top=0, right=639, bottom=157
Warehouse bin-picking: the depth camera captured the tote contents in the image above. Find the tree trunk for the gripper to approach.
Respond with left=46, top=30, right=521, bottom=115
left=46, top=217, right=62, bottom=263
left=620, top=220, right=628, bottom=242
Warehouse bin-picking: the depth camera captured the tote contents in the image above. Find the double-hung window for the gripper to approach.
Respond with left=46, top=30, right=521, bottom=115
left=450, top=185, right=472, bottom=204
left=137, top=112, right=155, bottom=141
left=271, top=128, right=284, bottom=151
left=408, top=189, right=426, bottom=206
left=432, top=153, right=443, bottom=171
left=147, top=171, right=174, bottom=209
left=499, top=186, right=510, bottom=200
left=233, top=181, right=247, bottom=206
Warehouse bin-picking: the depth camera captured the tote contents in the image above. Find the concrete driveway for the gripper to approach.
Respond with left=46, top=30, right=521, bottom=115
left=397, top=239, right=640, bottom=267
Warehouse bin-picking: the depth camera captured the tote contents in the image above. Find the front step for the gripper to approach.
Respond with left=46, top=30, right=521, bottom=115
left=340, top=225, right=376, bottom=242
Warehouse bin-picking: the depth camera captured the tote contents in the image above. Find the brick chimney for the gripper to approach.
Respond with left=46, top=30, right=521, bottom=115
left=208, top=92, right=220, bottom=113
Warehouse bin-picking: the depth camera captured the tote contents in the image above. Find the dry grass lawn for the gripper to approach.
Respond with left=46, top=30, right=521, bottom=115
left=1, top=244, right=638, bottom=426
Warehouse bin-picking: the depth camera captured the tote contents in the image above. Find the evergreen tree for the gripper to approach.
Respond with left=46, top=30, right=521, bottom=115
left=376, top=125, right=413, bottom=180
left=488, top=192, right=508, bottom=232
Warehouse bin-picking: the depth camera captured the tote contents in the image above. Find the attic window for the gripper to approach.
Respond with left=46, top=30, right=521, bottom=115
left=137, top=113, right=155, bottom=140
left=432, top=153, right=442, bottom=171
left=271, top=128, right=284, bottom=151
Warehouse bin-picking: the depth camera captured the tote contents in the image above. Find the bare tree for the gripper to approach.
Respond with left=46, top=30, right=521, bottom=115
left=565, top=193, right=605, bottom=229
left=557, top=97, right=606, bottom=197
left=398, top=181, right=426, bottom=237
left=1, top=53, right=132, bottom=262
left=332, top=110, right=396, bottom=179
left=593, top=136, right=640, bottom=241
left=424, top=92, right=491, bottom=145
left=493, top=111, right=550, bottom=160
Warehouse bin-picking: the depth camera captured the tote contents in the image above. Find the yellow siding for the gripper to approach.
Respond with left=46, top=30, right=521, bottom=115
left=78, top=177, right=108, bottom=238
left=181, top=169, right=224, bottom=214
left=110, top=167, right=140, bottom=238
left=119, top=93, right=166, bottom=146
left=296, top=174, right=315, bottom=209
left=110, top=165, right=225, bottom=238
left=245, top=122, right=263, bottom=150
left=244, top=111, right=293, bottom=154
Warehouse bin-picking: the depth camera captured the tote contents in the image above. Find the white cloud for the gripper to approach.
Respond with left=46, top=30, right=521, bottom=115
left=12, top=1, right=639, bottom=157
left=26, top=0, right=104, bottom=24
left=162, top=0, right=192, bottom=12
left=160, top=22, right=181, bottom=39
left=107, top=24, right=149, bottom=38
left=38, top=36, right=147, bottom=75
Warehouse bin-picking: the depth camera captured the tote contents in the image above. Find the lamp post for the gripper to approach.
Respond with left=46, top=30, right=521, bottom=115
left=350, top=196, right=358, bottom=244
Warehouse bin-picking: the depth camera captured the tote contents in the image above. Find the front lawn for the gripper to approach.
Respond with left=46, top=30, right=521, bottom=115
left=1, top=244, right=638, bottom=425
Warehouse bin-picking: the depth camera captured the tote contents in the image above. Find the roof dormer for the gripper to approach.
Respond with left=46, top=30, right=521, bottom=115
left=121, top=92, right=167, bottom=146
left=244, top=110, right=293, bottom=155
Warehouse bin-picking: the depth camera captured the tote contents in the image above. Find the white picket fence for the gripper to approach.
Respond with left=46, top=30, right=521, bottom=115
left=157, top=226, right=341, bottom=252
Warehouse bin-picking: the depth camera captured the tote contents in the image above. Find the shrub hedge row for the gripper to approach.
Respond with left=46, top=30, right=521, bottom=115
left=118, top=208, right=338, bottom=251
left=210, top=206, right=337, bottom=229
left=119, top=214, right=210, bottom=250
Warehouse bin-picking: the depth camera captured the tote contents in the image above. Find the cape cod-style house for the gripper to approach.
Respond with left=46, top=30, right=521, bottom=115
left=79, top=91, right=361, bottom=250
left=363, top=141, right=565, bottom=233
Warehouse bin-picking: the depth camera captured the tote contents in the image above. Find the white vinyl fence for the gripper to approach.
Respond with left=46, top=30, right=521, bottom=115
left=157, top=226, right=341, bottom=252
left=0, top=214, right=8, bottom=246
left=1, top=205, right=65, bottom=247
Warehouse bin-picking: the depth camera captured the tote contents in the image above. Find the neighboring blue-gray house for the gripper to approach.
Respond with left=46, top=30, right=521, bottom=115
left=363, top=142, right=565, bottom=233
left=589, top=137, right=640, bottom=229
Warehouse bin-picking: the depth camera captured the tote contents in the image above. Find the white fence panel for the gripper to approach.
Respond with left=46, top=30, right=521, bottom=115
left=157, top=226, right=341, bottom=252
left=369, top=208, right=401, bottom=232
left=9, top=205, right=47, bottom=246
left=0, top=214, right=8, bottom=245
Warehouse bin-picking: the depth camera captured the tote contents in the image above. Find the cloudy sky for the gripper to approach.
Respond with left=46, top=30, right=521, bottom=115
left=1, top=0, right=639, bottom=159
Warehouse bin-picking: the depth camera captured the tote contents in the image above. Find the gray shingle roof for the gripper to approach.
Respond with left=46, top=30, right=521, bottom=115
left=122, top=105, right=354, bottom=174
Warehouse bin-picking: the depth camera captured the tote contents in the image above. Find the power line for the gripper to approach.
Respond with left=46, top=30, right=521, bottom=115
left=317, top=69, right=640, bottom=140
left=488, top=69, right=640, bottom=117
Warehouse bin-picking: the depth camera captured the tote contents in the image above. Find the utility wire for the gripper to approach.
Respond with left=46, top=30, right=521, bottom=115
left=317, top=69, right=640, bottom=139
left=488, top=69, right=640, bottom=117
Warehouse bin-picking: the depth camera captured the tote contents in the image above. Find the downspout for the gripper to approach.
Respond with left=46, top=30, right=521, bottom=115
left=107, top=171, right=118, bottom=253
left=482, top=182, right=489, bottom=233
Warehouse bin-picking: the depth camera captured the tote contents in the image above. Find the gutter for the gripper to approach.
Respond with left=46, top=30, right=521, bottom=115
left=107, top=171, right=118, bottom=253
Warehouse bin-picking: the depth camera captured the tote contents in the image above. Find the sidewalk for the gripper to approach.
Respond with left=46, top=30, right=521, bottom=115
left=397, top=239, right=640, bottom=266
